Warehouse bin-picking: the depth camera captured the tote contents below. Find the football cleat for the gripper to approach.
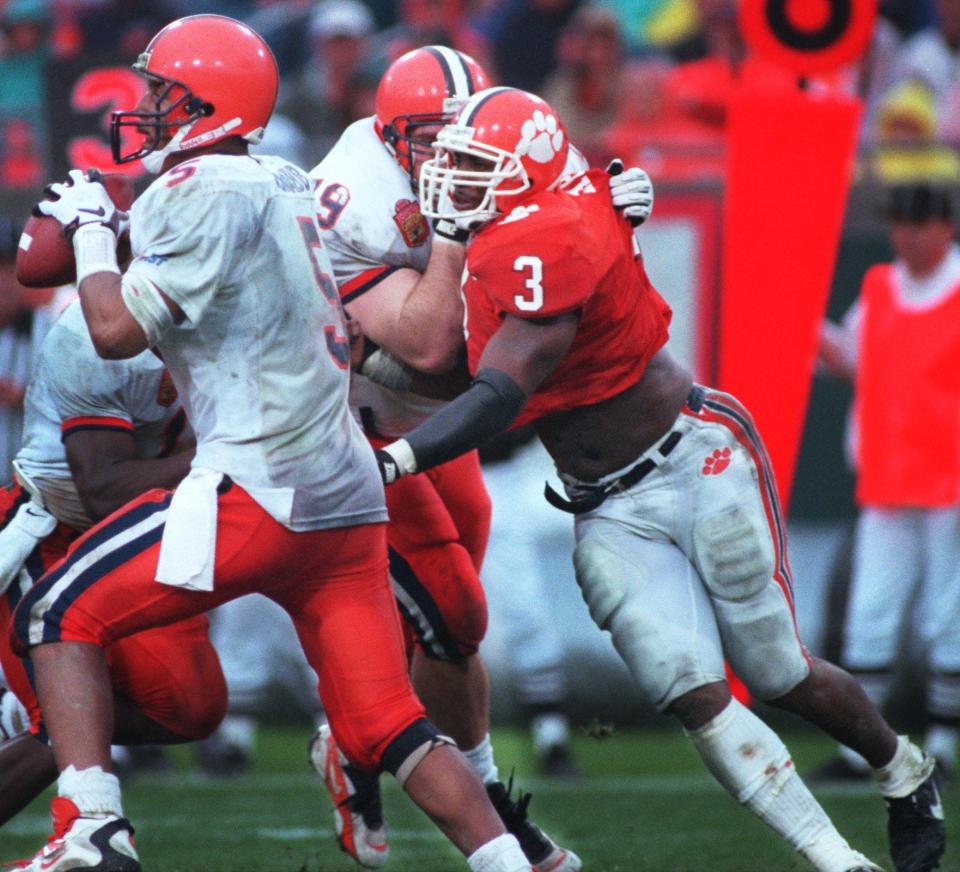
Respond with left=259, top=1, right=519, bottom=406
left=485, top=777, right=582, bottom=872
left=309, top=724, right=388, bottom=869
left=6, top=796, right=139, bottom=871
left=886, top=763, right=946, bottom=872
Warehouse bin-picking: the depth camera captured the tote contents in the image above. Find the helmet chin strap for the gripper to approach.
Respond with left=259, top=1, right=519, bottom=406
left=141, top=122, right=195, bottom=174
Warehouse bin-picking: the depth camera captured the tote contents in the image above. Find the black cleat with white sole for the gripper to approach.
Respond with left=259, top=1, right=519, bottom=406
left=485, top=776, right=582, bottom=872
left=886, top=768, right=946, bottom=872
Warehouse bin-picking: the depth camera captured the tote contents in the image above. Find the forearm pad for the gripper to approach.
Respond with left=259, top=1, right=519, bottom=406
left=405, top=367, right=527, bottom=471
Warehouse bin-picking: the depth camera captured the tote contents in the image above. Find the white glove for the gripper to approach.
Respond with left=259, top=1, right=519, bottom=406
left=607, top=159, right=654, bottom=226
left=0, top=501, right=57, bottom=596
left=36, top=169, right=125, bottom=240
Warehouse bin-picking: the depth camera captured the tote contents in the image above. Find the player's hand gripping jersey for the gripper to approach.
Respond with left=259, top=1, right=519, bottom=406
left=123, top=153, right=385, bottom=529
left=463, top=169, right=672, bottom=426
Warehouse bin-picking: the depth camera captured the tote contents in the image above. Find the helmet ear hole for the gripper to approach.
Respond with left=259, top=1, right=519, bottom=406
left=183, top=97, right=214, bottom=117
left=382, top=123, right=400, bottom=147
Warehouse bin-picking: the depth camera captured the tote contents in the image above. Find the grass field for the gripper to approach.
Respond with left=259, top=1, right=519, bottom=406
left=1, top=724, right=957, bottom=871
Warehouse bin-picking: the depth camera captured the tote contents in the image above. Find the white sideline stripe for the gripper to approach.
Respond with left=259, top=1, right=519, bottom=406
left=257, top=827, right=443, bottom=843
left=4, top=774, right=874, bottom=837
left=10, top=771, right=879, bottom=794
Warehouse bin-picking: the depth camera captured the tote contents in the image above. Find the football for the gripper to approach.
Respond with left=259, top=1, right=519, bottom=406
left=15, top=171, right=135, bottom=289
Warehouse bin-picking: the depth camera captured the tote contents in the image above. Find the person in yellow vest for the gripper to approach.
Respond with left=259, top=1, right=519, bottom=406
left=819, top=183, right=960, bottom=780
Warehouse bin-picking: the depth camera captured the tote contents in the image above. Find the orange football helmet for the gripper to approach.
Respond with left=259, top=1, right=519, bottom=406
left=111, top=14, right=278, bottom=172
left=418, top=87, right=571, bottom=227
left=375, top=45, right=489, bottom=187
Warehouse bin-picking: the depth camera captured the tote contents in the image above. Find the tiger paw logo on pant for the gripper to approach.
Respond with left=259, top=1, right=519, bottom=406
left=702, top=448, right=732, bottom=476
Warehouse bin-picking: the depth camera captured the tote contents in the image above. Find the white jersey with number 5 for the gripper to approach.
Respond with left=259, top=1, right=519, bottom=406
left=123, top=153, right=386, bottom=531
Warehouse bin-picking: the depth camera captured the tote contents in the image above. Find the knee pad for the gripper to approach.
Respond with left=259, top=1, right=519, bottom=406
left=721, top=594, right=811, bottom=700
left=380, top=718, right=456, bottom=787
left=573, top=537, right=629, bottom=631
left=389, top=545, right=487, bottom=660
left=574, top=536, right=725, bottom=710
left=694, top=506, right=774, bottom=602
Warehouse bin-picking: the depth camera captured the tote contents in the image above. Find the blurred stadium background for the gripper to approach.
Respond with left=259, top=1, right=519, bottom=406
left=0, top=0, right=955, bottom=842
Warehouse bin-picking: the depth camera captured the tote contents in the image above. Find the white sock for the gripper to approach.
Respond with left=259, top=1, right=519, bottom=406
left=874, top=735, right=934, bottom=798
left=463, top=734, right=499, bottom=786
left=58, top=765, right=123, bottom=817
left=686, top=699, right=873, bottom=872
left=467, top=834, right=531, bottom=872
left=925, top=725, right=957, bottom=767
left=218, top=714, right=257, bottom=752
left=531, top=713, right=570, bottom=757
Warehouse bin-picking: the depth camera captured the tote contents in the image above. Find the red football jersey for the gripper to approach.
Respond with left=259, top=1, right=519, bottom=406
left=463, top=169, right=672, bottom=428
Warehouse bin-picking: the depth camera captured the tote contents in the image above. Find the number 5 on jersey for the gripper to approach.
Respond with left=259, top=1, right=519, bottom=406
left=297, top=217, right=351, bottom=369
left=514, top=255, right=544, bottom=312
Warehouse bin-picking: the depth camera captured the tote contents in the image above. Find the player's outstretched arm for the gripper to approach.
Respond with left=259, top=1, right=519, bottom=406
left=375, top=311, right=578, bottom=483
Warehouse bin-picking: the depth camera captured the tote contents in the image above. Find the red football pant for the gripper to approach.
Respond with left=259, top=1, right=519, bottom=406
left=11, top=482, right=424, bottom=770
left=369, top=437, right=491, bottom=661
left=0, top=484, right=225, bottom=741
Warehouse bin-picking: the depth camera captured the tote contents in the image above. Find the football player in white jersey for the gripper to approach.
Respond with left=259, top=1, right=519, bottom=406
left=309, top=44, right=651, bottom=871
left=0, top=300, right=227, bottom=827
left=5, top=16, right=534, bottom=872
left=310, top=46, right=582, bottom=872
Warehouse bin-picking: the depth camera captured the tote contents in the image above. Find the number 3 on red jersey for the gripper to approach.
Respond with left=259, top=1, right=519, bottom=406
left=513, top=256, right=544, bottom=312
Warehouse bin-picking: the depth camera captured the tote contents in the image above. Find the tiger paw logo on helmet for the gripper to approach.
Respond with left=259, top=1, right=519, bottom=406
left=518, top=111, right=564, bottom=164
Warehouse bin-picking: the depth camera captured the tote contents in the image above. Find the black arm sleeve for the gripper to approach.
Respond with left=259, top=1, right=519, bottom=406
left=404, top=367, right=527, bottom=471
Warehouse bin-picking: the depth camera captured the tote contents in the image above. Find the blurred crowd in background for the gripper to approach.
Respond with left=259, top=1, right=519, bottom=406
left=0, top=0, right=957, bottom=192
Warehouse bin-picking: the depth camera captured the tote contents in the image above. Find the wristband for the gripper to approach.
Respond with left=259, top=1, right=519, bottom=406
left=73, top=223, right=120, bottom=285
left=432, top=218, right=470, bottom=245
left=381, top=438, right=419, bottom=476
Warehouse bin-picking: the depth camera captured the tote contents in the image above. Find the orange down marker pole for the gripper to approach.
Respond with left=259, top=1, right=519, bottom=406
left=718, top=0, right=876, bottom=510
left=717, top=81, right=861, bottom=510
